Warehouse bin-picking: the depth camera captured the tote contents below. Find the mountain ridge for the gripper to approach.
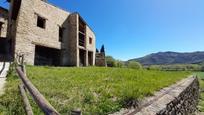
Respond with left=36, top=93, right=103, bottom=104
left=129, top=51, right=204, bottom=65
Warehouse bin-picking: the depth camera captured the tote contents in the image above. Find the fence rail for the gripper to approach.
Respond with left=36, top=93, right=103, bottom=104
left=15, top=54, right=82, bottom=115
left=16, top=67, right=60, bottom=115
left=19, top=84, right=33, bottom=115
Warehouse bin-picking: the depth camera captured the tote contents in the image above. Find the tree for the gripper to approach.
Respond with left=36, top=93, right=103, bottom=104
left=127, top=61, right=142, bottom=69
left=106, top=56, right=116, bottom=67
left=96, top=48, right=99, bottom=53
left=100, top=45, right=105, bottom=53
left=201, top=65, right=204, bottom=72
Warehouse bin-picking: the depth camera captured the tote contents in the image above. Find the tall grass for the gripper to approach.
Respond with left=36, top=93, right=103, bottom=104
left=196, top=72, right=204, bottom=112
left=0, top=66, right=190, bottom=115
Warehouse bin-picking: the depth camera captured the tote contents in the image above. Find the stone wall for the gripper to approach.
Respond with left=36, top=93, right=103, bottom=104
left=111, top=76, right=199, bottom=115
left=86, top=24, right=96, bottom=66
left=8, top=0, right=96, bottom=66
left=95, top=52, right=106, bottom=66
left=156, top=77, right=199, bottom=115
left=62, top=13, right=78, bottom=66
left=13, top=0, right=70, bottom=64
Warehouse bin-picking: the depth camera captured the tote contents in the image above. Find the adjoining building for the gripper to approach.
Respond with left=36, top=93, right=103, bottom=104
left=1, top=0, right=97, bottom=66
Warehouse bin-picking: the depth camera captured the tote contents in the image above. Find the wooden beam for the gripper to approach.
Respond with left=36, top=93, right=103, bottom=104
left=16, top=67, right=59, bottom=115
left=19, top=84, right=33, bottom=115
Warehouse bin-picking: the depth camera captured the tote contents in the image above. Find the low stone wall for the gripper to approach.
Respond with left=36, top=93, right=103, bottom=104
left=111, top=76, right=199, bottom=115
left=156, top=77, right=199, bottom=115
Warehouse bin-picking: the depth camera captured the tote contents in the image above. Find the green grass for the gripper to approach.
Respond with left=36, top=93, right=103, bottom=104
left=0, top=66, right=190, bottom=115
left=195, top=72, right=204, bottom=112
left=0, top=69, right=24, bottom=115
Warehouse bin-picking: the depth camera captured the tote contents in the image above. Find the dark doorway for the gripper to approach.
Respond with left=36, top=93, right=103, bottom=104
left=88, top=51, right=93, bottom=66
left=34, top=45, right=61, bottom=66
left=0, top=38, right=11, bottom=61
left=79, top=49, right=86, bottom=66
left=0, top=38, right=8, bottom=55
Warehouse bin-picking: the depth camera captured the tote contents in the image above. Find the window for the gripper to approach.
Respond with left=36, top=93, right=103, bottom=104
left=59, top=27, right=64, bottom=42
left=37, top=16, right=46, bottom=29
left=89, top=37, right=92, bottom=44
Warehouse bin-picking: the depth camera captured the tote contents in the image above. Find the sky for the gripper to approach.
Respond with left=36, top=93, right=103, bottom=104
left=1, top=0, right=204, bottom=61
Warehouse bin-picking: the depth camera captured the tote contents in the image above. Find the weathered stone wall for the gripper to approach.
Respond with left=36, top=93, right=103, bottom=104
left=137, top=76, right=199, bottom=115
left=8, top=0, right=96, bottom=66
left=62, top=13, right=78, bottom=66
left=156, top=77, right=199, bottom=115
left=13, top=0, right=70, bottom=64
left=111, top=76, right=199, bottom=115
left=86, top=25, right=96, bottom=65
left=95, top=52, right=106, bottom=66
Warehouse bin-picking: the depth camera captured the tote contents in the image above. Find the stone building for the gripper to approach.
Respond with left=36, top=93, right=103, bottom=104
left=4, top=0, right=96, bottom=66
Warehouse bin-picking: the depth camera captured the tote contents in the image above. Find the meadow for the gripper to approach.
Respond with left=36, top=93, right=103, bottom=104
left=196, top=72, right=204, bottom=112
left=0, top=66, right=190, bottom=115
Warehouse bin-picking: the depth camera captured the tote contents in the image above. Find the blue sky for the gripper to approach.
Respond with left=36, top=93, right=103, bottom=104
left=1, top=0, right=204, bottom=61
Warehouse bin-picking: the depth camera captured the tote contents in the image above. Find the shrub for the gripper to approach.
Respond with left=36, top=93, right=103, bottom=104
left=106, top=56, right=116, bottom=67
left=127, top=61, right=142, bottom=69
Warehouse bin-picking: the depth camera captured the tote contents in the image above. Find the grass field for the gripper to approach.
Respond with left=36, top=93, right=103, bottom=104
left=196, top=72, right=204, bottom=112
left=0, top=66, right=190, bottom=115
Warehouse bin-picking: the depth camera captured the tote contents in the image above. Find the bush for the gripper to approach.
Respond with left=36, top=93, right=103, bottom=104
left=201, top=66, right=204, bottom=72
left=127, top=61, right=142, bottom=69
left=106, top=56, right=116, bottom=67
left=115, top=60, right=125, bottom=68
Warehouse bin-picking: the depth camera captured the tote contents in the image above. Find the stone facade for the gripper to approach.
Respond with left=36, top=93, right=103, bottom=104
left=6, top=0, right=96, bottom=66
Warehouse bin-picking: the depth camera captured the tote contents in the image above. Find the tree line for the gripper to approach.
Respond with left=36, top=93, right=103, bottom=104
left=106, top=55, right=204, bottom=71
left=106, top=56, right=142, bottom=69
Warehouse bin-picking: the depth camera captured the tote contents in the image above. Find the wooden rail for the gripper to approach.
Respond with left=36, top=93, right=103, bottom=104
left=19, top=84, right=34, bottom=115
left=16, top=67, right=60, bottom=115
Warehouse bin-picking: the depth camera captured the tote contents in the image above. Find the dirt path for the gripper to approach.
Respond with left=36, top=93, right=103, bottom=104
left=0, top=62, right=10, bottom=95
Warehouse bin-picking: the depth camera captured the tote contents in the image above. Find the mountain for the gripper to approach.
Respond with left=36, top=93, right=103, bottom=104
left=129, top=51, right=204, bottom=65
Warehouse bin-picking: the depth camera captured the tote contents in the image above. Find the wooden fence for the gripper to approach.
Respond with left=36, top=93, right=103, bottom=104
left=15, top=54, right=83, bottom=115
left=16, top=54, right=60, bottom=115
